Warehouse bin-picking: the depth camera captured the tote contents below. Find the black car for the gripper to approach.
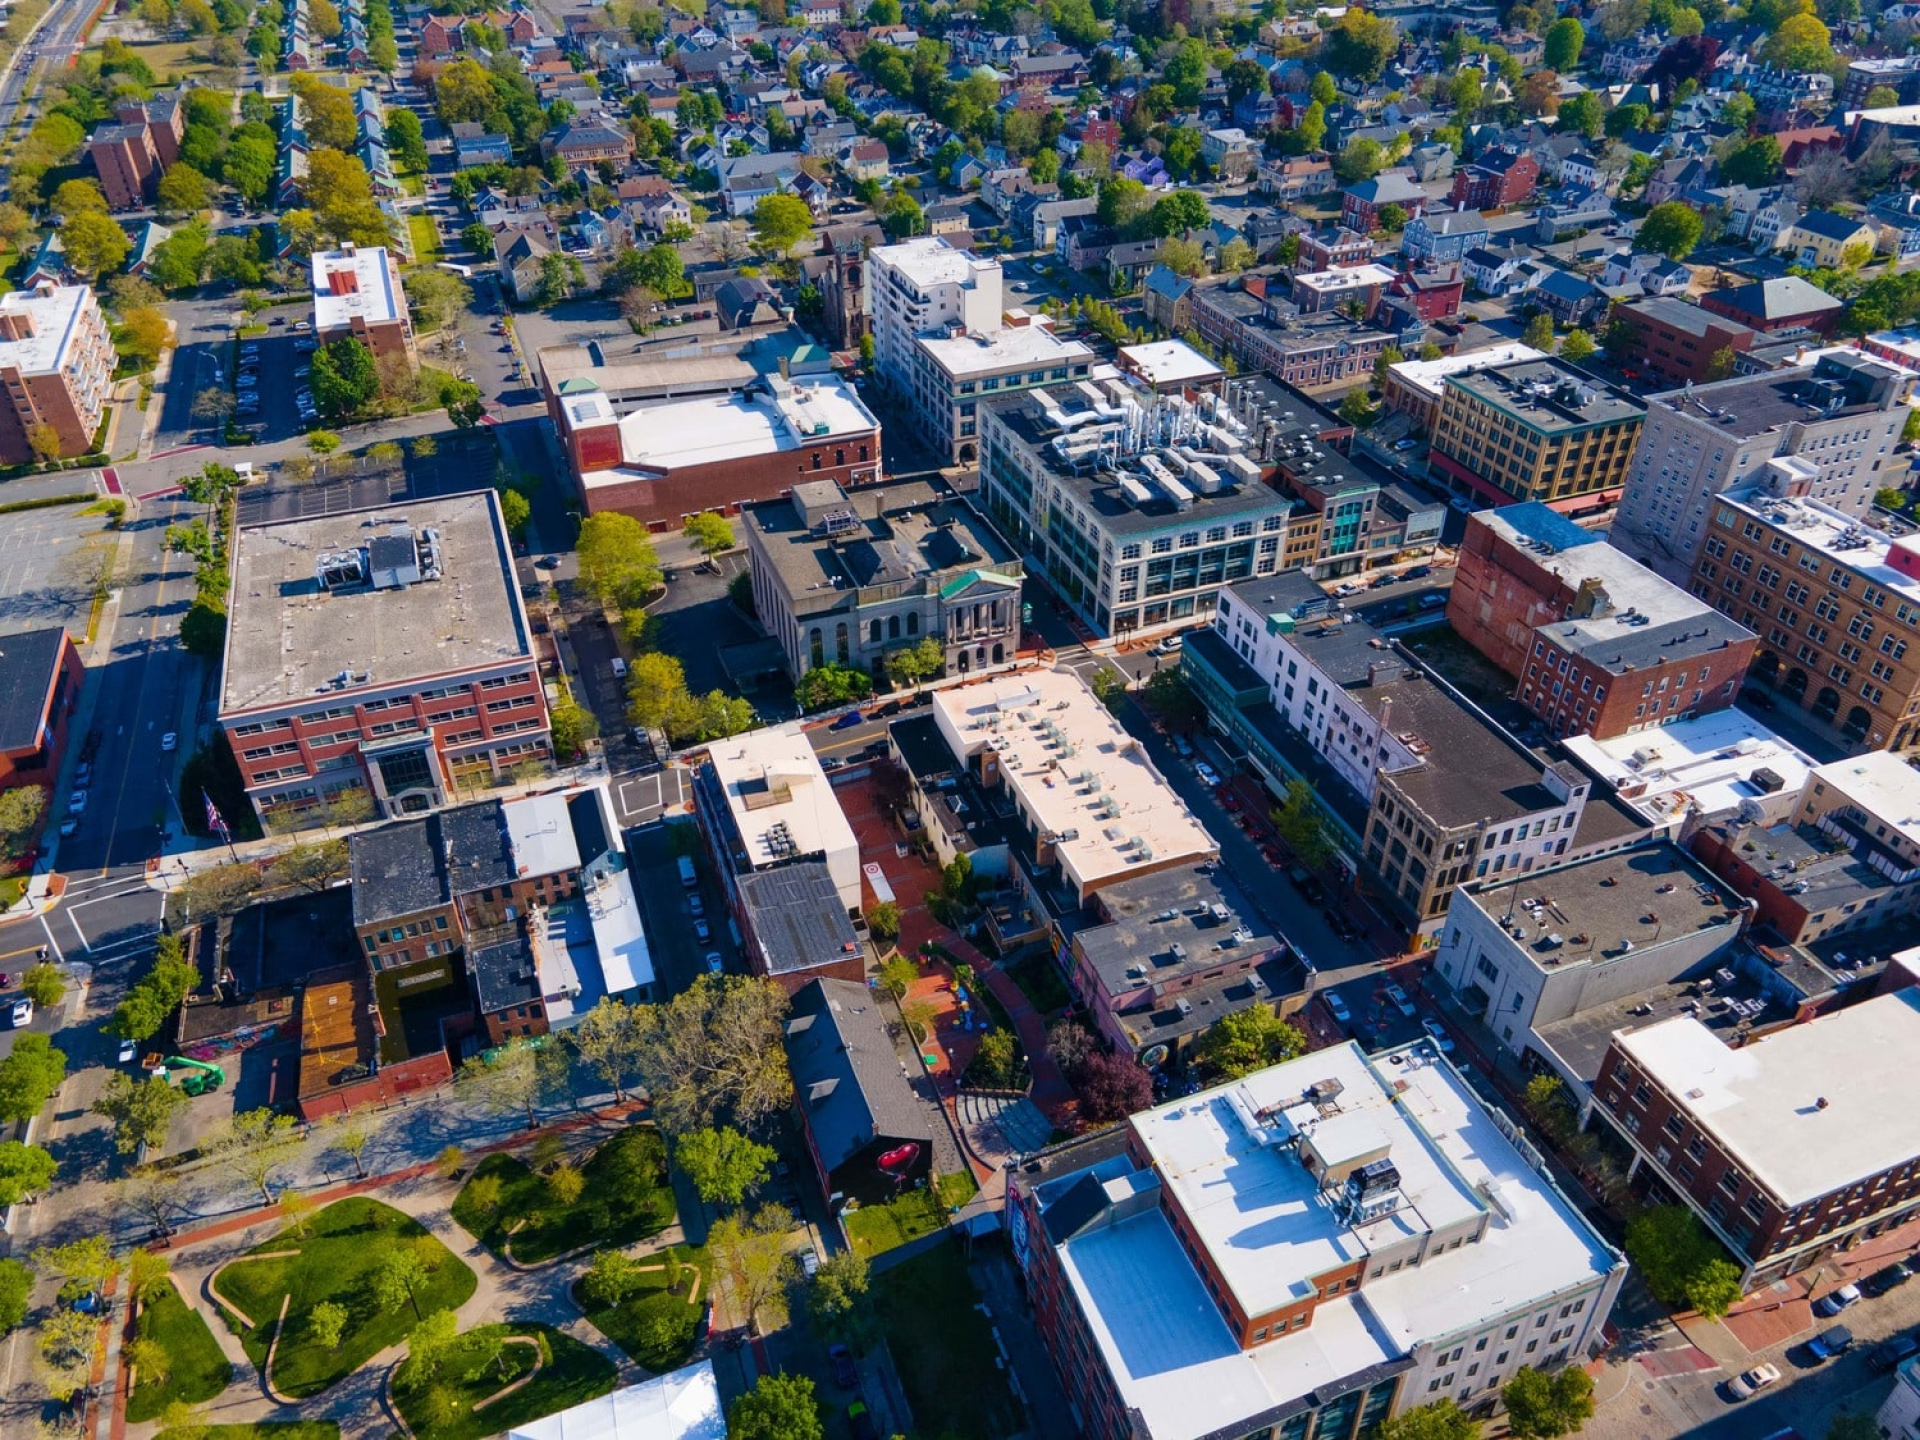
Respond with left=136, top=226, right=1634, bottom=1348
left=1404, top=565, right=1432, bottom=580
left=1870, top=1334, right=1920, bottom=1372
left=1864, top=1260, right=1913, bottom=1297
left=828, top=1344, right=858, bottom=1389
left=1323, top=908, right=1362, bottom=942
left=1289, top=867, right=1329, bottom=907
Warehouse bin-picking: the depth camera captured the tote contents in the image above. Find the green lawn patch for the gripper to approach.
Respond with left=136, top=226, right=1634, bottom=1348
left=407, top=212, right=441, bottom=265
left=1003, top=951, right=1071, bottom=1016
left=843, top=1171, right=978, bottom=1260
left=0, top=874, right=27, bottom=909
left=869, top=1244, right=1020, bottom=1440
left=128, top=1283, right=233, bottom=1422
left=125, top=40, right=217, bottom=78
left=211, top=1197, right=476, bottom=1400
left=572, top=1244, right=709, bottom=1372
left=158, top=1427, right=340, bottom=1440
left=391, top=1323, right=617, bottom=1440
left=414, top=363, right=458, bottom=412
left=450, top=1125, right=675, bottom=1264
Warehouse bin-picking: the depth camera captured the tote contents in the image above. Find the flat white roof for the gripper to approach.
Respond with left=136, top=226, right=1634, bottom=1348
left=1616, top=989, right=1920, bottom=1206
left=1119, top=339, right=1224, bottom=387
left=1388, top=342, right=1549, bottom=402
left=311, top=246, right=405, bottom=331
left=1293, top=263, right=1399, bottom=294
left=870, top=234, right=1000, bottom=291
left=706, top=722, right=858, bottom=872
left=502, top=792, right=581, bottom=878
left=0, top=285, right=95, bottom=377
left=932, top=670, right=1215, bottom=894
left=1807, top=751, right=1920, bottom=850
left=1057, top=1044, right=1619, bottom=1439
left=1561, top=709, right=1817, bottom=829
left=506, top=1362, right=724, bottom=1440
left=917, top=320, right=1093, bottom=380
left=1722, top=487, right=1920, bottom=604
left=579, top=377, right=877, bottom=482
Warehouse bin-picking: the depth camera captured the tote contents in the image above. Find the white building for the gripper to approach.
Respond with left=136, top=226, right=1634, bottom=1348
left=309, top=242, right=416, bottom=366
left=1559, top=708, right=1818, bottom=838
left=704, top=724, right=861, bottom=912
left=864, top=235, right=1095, bottom=463
left=1611, top=353, right=1913, bottom=583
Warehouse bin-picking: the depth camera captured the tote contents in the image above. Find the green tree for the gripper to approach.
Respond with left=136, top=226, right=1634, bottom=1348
left=578, top=512, right=663, bottom=609
left=1333, top=138, right=1385, bottom=183
left=0, top=1258, right=31, bottom=1334
left=1556, top=90, right=1603, bottom=140
left=1624, top=1204, right=1740, bottom=1309
left=1685, top=1258, right=1743, bottom=1319
left=109, top=937, right=200, bottom=1041
left=0, top=1141, right=57, bottom=1205
left=308, top=336, right=380, bottom=420
left=1864, top=86, right=1901, bottom=109
left=1323, top=8, right=1401, bottom=81
left=308, top=1300, right=350, bottom=1349
left=794, top=663, right=873, bottom=713
left=0, top=1034, right=66, bottom=1123
left=1523, top=310, right=1556, bottom=351
left=808, top=1248, right=872, bottom=1346
left=385, top=108, right=428, bottom=172
left=1502, top=1365, right=1595, bottom=1439
left=1762, top=12, right=1834, bottom=70
left=548, top=698, right=597, bottom=761
left=682, top=511, right=734, bottom=557
left=1718, top=135, right=1783, bottom=188
left=877, top=954, right=918, bottom=1002
left=1271, top=780, right=1331, bottom=866
left=210, top=1108, right=304, bottom=1203
left=1543, top=16, right=1585, bottom=69
left=497, top=487, right=531, bottom=538
left=884, top=635, right=946, bottom=691
left=0, top=785, right=45, bottom=858
left=728, top=1371, right=823, bottom=1440
left=93, top=1072, right=190, bottom=1155
left=632, top=974, right=792, bottom=1135
left=1373, top=1400, right=1479, bottom=1440
left=1338, top=388, right=1377, bottom=427
left=1191, top=1008, right=1306, bottom=1080
left=1163, top=37, right=1211, bottom=105
left=156, top=164, right=210, bottom=215
left=627, top=652, right=690, bottom=730
left=751, top=193, right=813, bottom=254
left=370, top=1247, right=430, bottom=1321
left=456, top=1038, right=563, bottom=1129
left=62, top=210, right=132, bottom=276
left=1831, top=1415, right=1884, bottom=1440
left=864, top=900, right=901, bottom=943
left=675, top=1125, right=777, bottom=1207
left=1559, top=328, right=1596, bottom=361
left=441, top=377, right=486, bottom=428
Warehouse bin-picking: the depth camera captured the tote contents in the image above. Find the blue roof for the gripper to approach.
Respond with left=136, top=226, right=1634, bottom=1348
left=1494, top=501, right=1602, bottom=554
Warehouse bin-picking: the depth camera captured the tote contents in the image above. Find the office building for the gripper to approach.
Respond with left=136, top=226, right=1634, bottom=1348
left=1448, top=504, right=1756, bottom=740
left=310, top=243, right=417, bottom=369
left=1427, top=359, right=1645, bottom=512
left=865, top=236, right=1095, bottom=463
left=0, top=628, right=83, bottom=797
left=218, top=492, right=549, bottom=826
left=1698, top=276, right=1845, bottom=338
left=1009, top=1043, right=1625, bottom=1440
left=1589, top=988, right=1920, bottom=1285
left=1432, top=843, right=1750, bottom=1068
left=742, top=478, right=1022, bottom=684
left=0, top=284, right=114, bottom=465
left=1607, top=296, right=1758, bottom=387
left=1689, top=481, right=1920, bottom=750
left=556, top=374, right=882, bottom=531
left=1189, top=282, right=1398, bottom=392
left=977, top=379, right=1291, bottom=640
left=1382, top=343, right=1547, bottom=435
left=1611, top=354, right=1915, bottom=583
left=931, top=670, right=1217, bottom=904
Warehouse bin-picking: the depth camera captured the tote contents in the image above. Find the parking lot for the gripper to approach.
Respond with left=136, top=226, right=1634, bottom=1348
left=231, top=430, right=505, bottom=526
left=232, top=324, right=318, bottom=438
left=0, top=497, right=114, bottom=636
left=623, top=822, right=736, bottom=1000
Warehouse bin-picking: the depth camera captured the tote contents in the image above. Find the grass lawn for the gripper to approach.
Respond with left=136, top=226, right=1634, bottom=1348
left=212, top=1197, right=476, bottom=1400
left=407, top=212, right=441, bottom=265
left=843, top=1172, right=978, bottom=1260
left=573, top=1244, right=709, bottom=1372
left=451, top=1125, right=675, bottom=1264
left=1002, top=951, right=1071, bottom=1016
left=128, top=1283, right=233, bottom=1422
left=390, top=1323, right=616, bottom=1440
left=869, top=1244, right=1020, bottom=1440
left=125, top=40, right=216, bottom=78
left=415, top=363, right=458, bottom=412
left=0, top=873, right=27, bottom=909
left=158, top=1427, right=340, bottom=1440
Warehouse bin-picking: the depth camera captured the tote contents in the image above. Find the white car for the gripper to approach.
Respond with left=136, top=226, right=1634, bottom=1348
left=1726, top=1363, right=1781, bottom=1400
left=10, top=999, right=32, bottom=1028
left=1421, top=1018, right=1456, bottom=1054
left=118, top=1038, right=137, bottom=1064
left=160, top=732, right=178, bottom=752
left=1323, top=991, right=1352, bottom=1026
left=1195, top=761, right=1220, bottom=787
left=705, top=952, right=724, bottom=975
left=67, top=789, right=88, bottom=816
left=1385, top=982, right=1416, bottom=1018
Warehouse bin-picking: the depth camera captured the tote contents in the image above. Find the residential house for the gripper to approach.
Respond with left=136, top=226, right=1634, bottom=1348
left=1257, top=153, right=1335, bottom=201
left=1200, top=127, right=1258, bottom=180
left=1533, top=187, right=1616, bottom=242
left=1775, top=209, right=1876, bottom=269
left=1295, top=227, right=1374, bottom=273
left=450, top=123, right=512, bottom=168
left=1450, top=146, right=1541, bottom=210
left=1529, top=268, right=1614, bottom=329
left=1340, top=172, right=1426, bottom=232
left=1462, top=244, right=1526, bottom=295
left=1141, top=265, right=1193, bottom=332
left=1399, top=211, right=1489, bottom=265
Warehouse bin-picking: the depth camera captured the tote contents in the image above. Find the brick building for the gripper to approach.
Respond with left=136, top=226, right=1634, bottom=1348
left=310, top=244, right=417, bottom=371
left=0, top=628, right=84, bottom=799
left=1428, top=358, right=1645, bottom=512
left=1449, top=148, right=1540, bottom=211
left=1588, top=989, right=1920, bottom=1286
left=86, top=94, right=182, bottom=209
left=1448, top=504, right=1756, bottom=739
left=0, top=284, right=115, bottom=466
left=1295, top=227, right=1375, bottom=274
left=1607, top=296, right=1758, bottom=387
left=218, top=492, right=551, bottom=826
left=1698, top=276, right=1845, bottom=337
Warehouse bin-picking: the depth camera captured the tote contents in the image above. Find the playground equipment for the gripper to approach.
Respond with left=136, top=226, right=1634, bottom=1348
left=144, top=1054, right=227, bottom=1096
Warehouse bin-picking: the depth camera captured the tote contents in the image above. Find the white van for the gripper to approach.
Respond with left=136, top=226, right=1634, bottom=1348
left=677, top=855, right=698, bottom=889
left=611, top=656, right=629, bottom=679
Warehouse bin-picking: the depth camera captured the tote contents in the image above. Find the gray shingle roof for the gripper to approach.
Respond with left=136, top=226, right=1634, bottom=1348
left=785, top=977, right=935, bottom=1171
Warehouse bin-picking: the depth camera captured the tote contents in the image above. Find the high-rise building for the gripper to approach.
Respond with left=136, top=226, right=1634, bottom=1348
left=1427, top=358, right=1644, bottom=513
left=1613, top=353, right=1913, bottom=583
left=0, top=284, right=115, bottom=466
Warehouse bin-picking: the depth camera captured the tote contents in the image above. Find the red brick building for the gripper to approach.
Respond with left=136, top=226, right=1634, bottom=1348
left=1698, top=276, right=1845, bottom=337
left=1386, top=268, right=1464, bottom=322
left=0, top=284, right=115, bottom=466
left=1295, top=227, right=1375, bottom=273
left=1449, top=504, right=1755, bottom=739
left=0, top=628, right=83, bottom=800
left=1449, top=147, right=1540, bottom=211
left=1608, top=296, right=1758, bottom=386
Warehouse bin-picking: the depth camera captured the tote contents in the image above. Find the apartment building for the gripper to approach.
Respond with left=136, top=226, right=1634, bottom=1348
left=742, top=477, right=1022, bottom=683
left=86, top=94, right=182, bottom=208
left=310, top=244, right=417, bottom=369
left=865, top=235, right=1094, bottom=463
left=218, top=493, right=550, bottom=826
left=0, top=284, right=115, bottom=466
left=977, top=380, right=1291, bottom=640
left=1607, top=296, right=1757, bottom=386
left=1589, top=988, right=1920, bottom=1285
left=1689, top=481, right=1920, bottom=750
left=1612, top=354, right=1915, bottom=584
left=1448, top=504, right=1756, bottom=740
left=1189, top=282, right=1397, bottom=392
left=1381, top=343, right=1547, bottom=435
left=1427, top=358, right=1645, bottom=512
left=1008, top=1043, right=1625, bottom=1440
left=0, top=628, right=83, bottom=797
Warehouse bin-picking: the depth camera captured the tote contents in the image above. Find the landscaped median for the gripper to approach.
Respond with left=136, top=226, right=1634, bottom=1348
left=570, top=1243, right=710, bottom=1372
left=449, top=1124, right=675, bottom=1265
left=210, top=1197, right=476, bottom=1400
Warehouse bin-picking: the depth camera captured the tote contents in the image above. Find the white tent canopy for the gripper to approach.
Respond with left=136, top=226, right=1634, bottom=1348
left=507, top=1361, right=725, bottom=1440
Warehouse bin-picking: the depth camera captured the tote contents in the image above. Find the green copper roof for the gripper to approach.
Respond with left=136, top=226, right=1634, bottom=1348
left=939, top=569, right=1023, bottom=600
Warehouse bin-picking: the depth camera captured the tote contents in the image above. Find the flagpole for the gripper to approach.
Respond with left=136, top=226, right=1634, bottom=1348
left=202, top=790, right=239, bottom=864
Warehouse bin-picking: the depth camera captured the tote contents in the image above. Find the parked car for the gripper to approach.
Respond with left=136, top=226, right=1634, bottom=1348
left=1171, top=734, right=1194, bottom=759
left=1385, top=982, right=1417, bottom=1018
left=1288, top=867, right=1329, bottom=907
left=118, top=1037, right=137, bottom=1064
left=1871, top=1335, right=1920, bottom=1372
left=1194, top=761, right=1220, bottom=787
left=688, top=893, right=704, bottom=918
left=1865, top=1261, right=1914, bottom=1297
left=1152, top=633, right=1184, bottom=655
left=831, top=709, right=865, bottom=730
left=1813, top=1282, right=1862, bottom=1317
left=67, top=790, right=88, bottom=816
left=72, top=762, right=90, bottom=788
left=705, top=952, right=724, bottom=974
left=828, top=1344, right=858, bottom=1390
left=693, top=920, right=712, bottom=943
left=1420, top=1018, right=1455, bottom=1054
left=160, top=732, right=178, bottom=752
left=1725, top=1363, right=1781, bottom=1399
left=10, top=998, right=31, bottom=1028
left=1418, top=592, right=1449, bottom=611
left=1323, top=992, right=1352, bottom=1027
left=799, top=1246, right=820, bottom=1278
left=1807, top=1325, right=1854, bottom=1360
left=1323, top=908, right=1361, bottom=943
left=1404, top=565, right=1432, bottom=580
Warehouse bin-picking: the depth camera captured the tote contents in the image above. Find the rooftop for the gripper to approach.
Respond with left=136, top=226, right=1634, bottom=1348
left=706, top=723, right=858, bottom=872
left=1615, top=987, right=1920, bottom=1206
left=1806, top=750, right=1920, bottom=850
left=1718, top=489, right=1920, bottom=603
left=785, top=976, right=936, bottom=1168
left=1048, top=1042, right=1618, bottom=1439
left=0, top=628, right=66, bottom=753
left=349, top=816, right=450, bottom=926
left=1510, top=540, right=1755, bottom=675
left=1618, top=294, right=1756, bottom=341
left=1458, top=843, right=1747, bottom=972
left=1386, top=342, right=1549, bottom=403
left=504, top=1361, right=725, bottom=1440
left=568, top=375, right=878, bottom=483
left=1292, top=264, right=1399, bottom=297
left=1707, top=276, right=1845, bottom=322
left=1560, top=708, right=1818, bottom=831
left=1117, top=340, right=1225, bottom=389
left=734, top=862, right=861, bottom=976
left=310, top=245, right=406, bottom=331
left=1075, top=862, right=1286, bottom=999
left=0, top=285, right=95, bottom=378
left=1220, top=574, right=1404, bottom=690
left=916, top=319, right=1094, bottom=379
left=1445, top=359, right=1644, bottom=434
left=222, top=492, right=530, bottom=715
left=932, top=669, right=1217, bottom=896
left=869, top=234, right=1000, bottom=293
left=1647, top=352, right=1908, bottom=438
left=1368, top=673, right=1583, bottom=828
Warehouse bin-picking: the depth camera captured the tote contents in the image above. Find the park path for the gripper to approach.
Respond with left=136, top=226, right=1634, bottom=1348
left=118, top=1126, right=683, bottom=1440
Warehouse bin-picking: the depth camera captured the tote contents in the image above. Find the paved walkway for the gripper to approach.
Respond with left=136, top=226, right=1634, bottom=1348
left=117, top=1125, right=677, bottom=1440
